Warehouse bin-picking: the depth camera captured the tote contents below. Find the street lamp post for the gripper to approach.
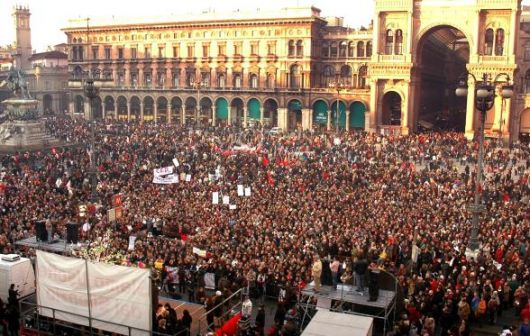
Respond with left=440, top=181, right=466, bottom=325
left=329, top=80, right=345, bottom=133
left=83, top=78, right=100, bottom=203
left=193, top=77, right=204, bottom=127
left=455, top=72, right=513, bottom=254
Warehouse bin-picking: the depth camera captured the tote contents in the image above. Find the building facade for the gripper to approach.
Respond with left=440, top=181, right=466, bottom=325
left=62, top=1, right=530, bottom=141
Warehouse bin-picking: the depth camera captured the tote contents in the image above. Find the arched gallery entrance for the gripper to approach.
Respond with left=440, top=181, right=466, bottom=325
left=415, top=25, right=470, bottom=131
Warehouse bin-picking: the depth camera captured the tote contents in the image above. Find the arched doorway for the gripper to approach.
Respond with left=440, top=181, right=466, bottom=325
left=247, top=98, right=261, bottom=127
left=184, top=97, right=196, bottom=125
left=350, top=102, right=366, bottom=130
left=287, top=99, right=302, bottom=131
left=231, top=98, right=244, bottom=125
left=382, top=92, right=402, bottom=126
left=143, top=96, right=154, bottom=121
left=215, top=97, right=229, bottom=126
left=520, top=108, right=530, bottom=142
left=74, top=95, right=84, bottom=114
left=130, top=96, right=141, bottom=121
left=91, top=96, right=103, bottom=119
left=157, top=97, right=168, bottom=123
left=43, top=94, right=53, bottom=115
left=312, top=100, right=328, bottom=131
left=104, top=96, right=115, bottom=119
left=199, top=97, right=213, bottom=126
left=171, top=97, right=182, bottom=124
left=263, top=99, right=278, bottom=127
left=416, top=25, right=470, bottom=131
left=117, top=96, right=127, bottom=120
left=331, top=100, right=347, bottom=130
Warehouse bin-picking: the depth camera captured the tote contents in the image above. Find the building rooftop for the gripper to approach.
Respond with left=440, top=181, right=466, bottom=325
left=62, top=6, right=323, bottom=30
left=28, top=51, right=67, bottom=61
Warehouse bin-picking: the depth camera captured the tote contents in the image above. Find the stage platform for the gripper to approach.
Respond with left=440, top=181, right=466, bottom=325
left=15, top=236, right=78, bottom=254
left=298, top=282, right=397, bottom=335
left=301, top=283, right=395, bottom=309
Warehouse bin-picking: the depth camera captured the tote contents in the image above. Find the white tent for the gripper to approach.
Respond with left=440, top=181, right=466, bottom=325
left=302, top=310, right=373, bottom=336
left=0, top=254, right=36, bottom=301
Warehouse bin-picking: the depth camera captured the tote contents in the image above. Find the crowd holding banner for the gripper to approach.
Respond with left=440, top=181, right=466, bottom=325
left=0, top=116, right=529, bottom=336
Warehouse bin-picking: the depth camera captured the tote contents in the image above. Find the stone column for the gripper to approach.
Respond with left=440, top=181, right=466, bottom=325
left=165, top=64, right=171, bottom=89
left=502, top=98, right=512, bottom=140
left=167, top=102, right=172, bottom=124
left=227, top=106, right=232, bottom=126
left=124, top=63, right=131, bottom=88
left=260, top=107, right=264, bottom=126
left=84, top=101, right=90, bottom=120
left=401, top=80, right=411, bottom=135
left=69, top=101, right=74, bottom=117
left=154, top=63, right=160, bottom=89
left=138, top=68, right=144, bottom=88
left=406, top=11, right=413, bottom=57
left=278, top=108, right=288, bottom=130
left=101, top=102, right=106, bottom=120
left=492, top=90, right=503, bottom=133
left=154, top=100, right=158, bottom=125
left=464, top=81, right=476, bottom=140
left=346, top=111, right=350, bottom=131
left=243, top=108, right=248, bottom=128
left=369, top=79, right=378, bottom=132
left=301, top=108, right=311, bottom=131
left=509, top=9, right=518, bottom=61
left=372, top=11, right=380, bottom=56
left=181, top=106, right=185, bottom=126
left=327, top=109, right=332, bottom=131
left=140, top=101, right=144, bottom=123
left=126, top=101, right=131, bottom=122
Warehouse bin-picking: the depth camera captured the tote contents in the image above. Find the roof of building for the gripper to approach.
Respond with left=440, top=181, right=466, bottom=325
left=62, top=6, right=323, bottom=30
left=28, top=51, right=67, bottom=61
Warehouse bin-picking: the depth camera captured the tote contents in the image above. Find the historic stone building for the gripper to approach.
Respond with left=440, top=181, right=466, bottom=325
left=62, top=0, right=530, bottom=141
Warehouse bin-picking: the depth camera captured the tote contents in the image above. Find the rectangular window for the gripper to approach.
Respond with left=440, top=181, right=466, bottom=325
left=144, top=46, right=151, bottom=58
left=187, top=45, right=194, bottom=58
left=233, top=43, right=242, bottom=55
left=131, top=47, right=137, bottom=60
left=218, top=44, right=226, bottom=56
left=158, top=47, right=164, bottom=58
left=250, top=42, right=259, bottom=55
left=118, top=48, right=124, bottom=59
left=267, top=42, right=276, bottom=55
left=172, top=46, right=179, bottom=58
left=92, top=46, right=98, bottom=60
left=104, top=47, right=111, bottom=60
left=202, top=44, right=209, bottom=57
left=172, top=73, right=179, bottom=87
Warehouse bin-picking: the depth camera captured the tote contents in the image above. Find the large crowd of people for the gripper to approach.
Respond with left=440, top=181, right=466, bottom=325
left=0, top=116, right=529, bottom=336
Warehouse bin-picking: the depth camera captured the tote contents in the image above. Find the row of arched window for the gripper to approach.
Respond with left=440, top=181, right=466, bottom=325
left=321, top=41, right=373, bottom=58
left=319, top=64, right=368, bottom=88
left=385, top=29, right=404, bottom=55
left=484, top=28, right=504, bottom=56
left=288, top=40, right=304, bottom=57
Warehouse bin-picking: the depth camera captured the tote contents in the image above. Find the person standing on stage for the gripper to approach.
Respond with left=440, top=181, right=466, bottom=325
left=354, top=255, right=368, bottom=294
left=330, top=256, right=340, bottom=290
left=312, top=255, right=322, bottom=293
left=368, top=262, right=381, bottom=302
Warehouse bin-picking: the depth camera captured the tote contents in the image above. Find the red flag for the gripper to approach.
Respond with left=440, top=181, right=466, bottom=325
left=181, top=234, right=188, bottom=242
left=267, top=172, right=275, bottom=187
left=262, top=155, right=269, bottom=167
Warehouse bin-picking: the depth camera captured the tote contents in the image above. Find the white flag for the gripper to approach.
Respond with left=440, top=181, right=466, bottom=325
left=153, top=166, right=174, bottom=177
left=212, top=192, right=219, bottom=204
left=237, top=185, right=244, bottom=196
left=222, top=195, right=230, bottom=205
left=244, top=187, right=251, bottom=197
left=153, top=174, right=179, bottom=184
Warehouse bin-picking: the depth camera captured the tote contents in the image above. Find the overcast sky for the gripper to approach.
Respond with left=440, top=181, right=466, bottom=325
left=0, top=0, right=375, bottom=52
